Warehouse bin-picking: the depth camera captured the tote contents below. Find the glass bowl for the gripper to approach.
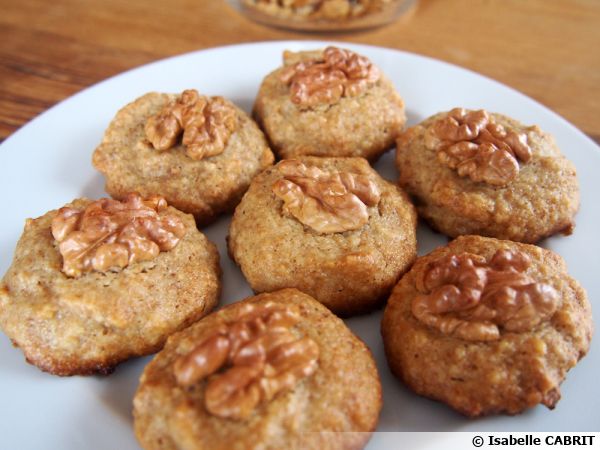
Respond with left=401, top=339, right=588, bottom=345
left=228, top=0, right=416, bottom=32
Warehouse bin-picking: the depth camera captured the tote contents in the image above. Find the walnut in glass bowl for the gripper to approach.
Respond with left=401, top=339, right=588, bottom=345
left=228, top=0, right=416, bottom=31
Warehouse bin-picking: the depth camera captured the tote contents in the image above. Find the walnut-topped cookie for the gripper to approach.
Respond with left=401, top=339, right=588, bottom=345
left=228, top=157, right=417, bottom=316
left=133, top=289, right=382, bottom=450
left=0, top=193, right=221, bottom=375
left=253, top=47, right=406, bottom=160
left=381, top=235, right=593, bottom=417
left=93, top=89, right=274, bottom=225
left=395, top=108, right=580, bottom=242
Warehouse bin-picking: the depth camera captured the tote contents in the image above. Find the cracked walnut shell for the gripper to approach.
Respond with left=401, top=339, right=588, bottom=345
left=425, top=108, right=532, bottom=186
left=145, top=89, right=238, bottom=161
left=51, top=193, right=186, bottom=278
left=272, top=159, right=381, bottom=234
left=174, top=302, right=319, bottom=420
left=279, top=46, right=380, bottom=108
left=412, top=249, right=559, bottom=341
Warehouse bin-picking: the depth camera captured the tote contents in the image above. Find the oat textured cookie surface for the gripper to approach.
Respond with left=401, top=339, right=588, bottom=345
left=228, top=156, right=417, bottom=316
left=381, top=235, right=593, bottom=417
left=93, top=90, right=274, bottom=225
left=133, top=289, right=381, bottom=450
left=395, top=108, right=580, bottom=243
left=254, top=47, right=406, bottom=160
left=0, top=195, right=221, bottom=375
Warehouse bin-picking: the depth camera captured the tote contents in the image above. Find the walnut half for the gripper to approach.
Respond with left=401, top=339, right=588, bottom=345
left=145, top=89, right=238, bottom=160
left=173, top=302, right=319, bottom=420
left=279, top=46, right=380, bottom=108
left=51, top=193, right=186, bottom=278
left=243, top=0, right=397, bottom=21
left=272, top=160, right=381, bottom=234
left=412, top=249, right=559, bottom=341
left=425, top=108, right=532, bottom=186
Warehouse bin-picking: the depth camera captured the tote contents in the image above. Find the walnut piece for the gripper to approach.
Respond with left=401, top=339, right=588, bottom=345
left=272, top=160, right=381, bottom=234
left=425, top=108, right=532, bottom=186
left=412, top=249, right=559, bottom=341
left=51, top=193, right=186, bottom=278
left=145, top=89, right=237, bottom=160
left=279, top=46, right=380, bottom=108
left=173, top=302, right=319, bottom=420
left=243, top=0, right=396, bottom=21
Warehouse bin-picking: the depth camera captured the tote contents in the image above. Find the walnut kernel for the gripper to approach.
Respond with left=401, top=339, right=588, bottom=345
left=272, top=160, right=381, bottom=234
left=145, top=89, right=238, bottom=160
left=279, top=47, right=380, bottom=108
left=426, top=108, right=532, bottom=186
left=412, top=249, right=559, bottom=341
left=51, top=193, right=186, bottom=278
left=242, top=0, right=396, bottom=21
left=173, top=302, right=319, bottom=420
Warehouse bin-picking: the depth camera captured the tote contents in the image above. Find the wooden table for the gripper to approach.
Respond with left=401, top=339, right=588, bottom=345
left=1, top=0, right=599, bottom=144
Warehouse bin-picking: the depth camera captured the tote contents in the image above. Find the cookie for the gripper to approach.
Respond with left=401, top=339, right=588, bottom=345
left=254, top=46, right=406, bottom=160
left=92, top=89, right=274, bottom=225
left=395, top=108, right=580, bottom=243
left=133, top=288, right=382, bottom=450
left=0, top=193, right=221, bottom=375
left=228, top=157, right=417, bottom=316
left=381, top=235, right=593, bottom=417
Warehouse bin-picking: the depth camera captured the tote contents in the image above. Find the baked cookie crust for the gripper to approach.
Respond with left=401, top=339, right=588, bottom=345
left=228, top=156, right=417, bottom=316
left=253, top=48, right=406, bottom=160
left=0, top=198, right=221, bottom=376
left=395, top=110, right=580, bottom=243
left=92, top=92, right=274, bottom=225
left=381, top=235, right=593, bottom=417
left=133, top=288, right=382, bottom=450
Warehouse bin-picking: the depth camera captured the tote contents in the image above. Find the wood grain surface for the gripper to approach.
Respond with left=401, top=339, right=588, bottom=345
left=1, top=0, right=599, bottom=144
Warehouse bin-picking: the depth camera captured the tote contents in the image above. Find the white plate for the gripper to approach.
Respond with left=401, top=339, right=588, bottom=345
left=0, top=41, right=598, bottom=449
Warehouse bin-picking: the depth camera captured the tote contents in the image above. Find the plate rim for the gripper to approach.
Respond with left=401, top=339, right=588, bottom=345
left=2, top=40, right=599, bottom=153
left=0, top=40, right=598, bottom=446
